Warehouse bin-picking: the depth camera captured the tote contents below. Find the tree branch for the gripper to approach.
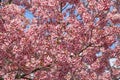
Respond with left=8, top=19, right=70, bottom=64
left=0, top=77, right=4, bottom=80
left=79, top=43, right=92, bottom=54
left=62, top=3, right=69, bottom=12
left=15, top=64, right=52, bottom=79
left=8, top=0, right=12, bottom=4
left=60, top=2, right=62, bottom=13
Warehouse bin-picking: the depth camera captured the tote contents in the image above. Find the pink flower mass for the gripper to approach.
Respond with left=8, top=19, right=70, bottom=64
left=0, top=0, right=120, bottom=80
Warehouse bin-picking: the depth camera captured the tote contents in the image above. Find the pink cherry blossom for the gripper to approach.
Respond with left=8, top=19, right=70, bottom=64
left=0, top=0, right=120, bottom=80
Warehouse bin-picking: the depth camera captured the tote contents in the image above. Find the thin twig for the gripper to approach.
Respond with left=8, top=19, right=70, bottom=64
left=62, top=3, right=69, bottom=12
left=60, top=2, right=62, bottom=12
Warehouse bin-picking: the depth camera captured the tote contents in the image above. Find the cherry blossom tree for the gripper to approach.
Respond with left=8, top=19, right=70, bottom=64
left=0, top=0, right=120, bottom=80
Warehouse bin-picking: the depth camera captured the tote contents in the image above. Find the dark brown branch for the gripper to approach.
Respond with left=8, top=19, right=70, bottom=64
left=79, top=43, right=92, bottom=54
left=8, top=0, right=12, bottom=4
left=60, top=2, right=62, bottom=13
left=0, top=77, right=4, bottom=80
left=62, top=3, right=69, bottom=12
left=15, top=64, right=51, bottom=79
left=20, top=76, right=32, bottom=80
left=77, top=33, right=113, bottom=57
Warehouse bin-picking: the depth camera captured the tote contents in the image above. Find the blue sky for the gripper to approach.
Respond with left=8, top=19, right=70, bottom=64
left=24, top=10, right=34, bottom=19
